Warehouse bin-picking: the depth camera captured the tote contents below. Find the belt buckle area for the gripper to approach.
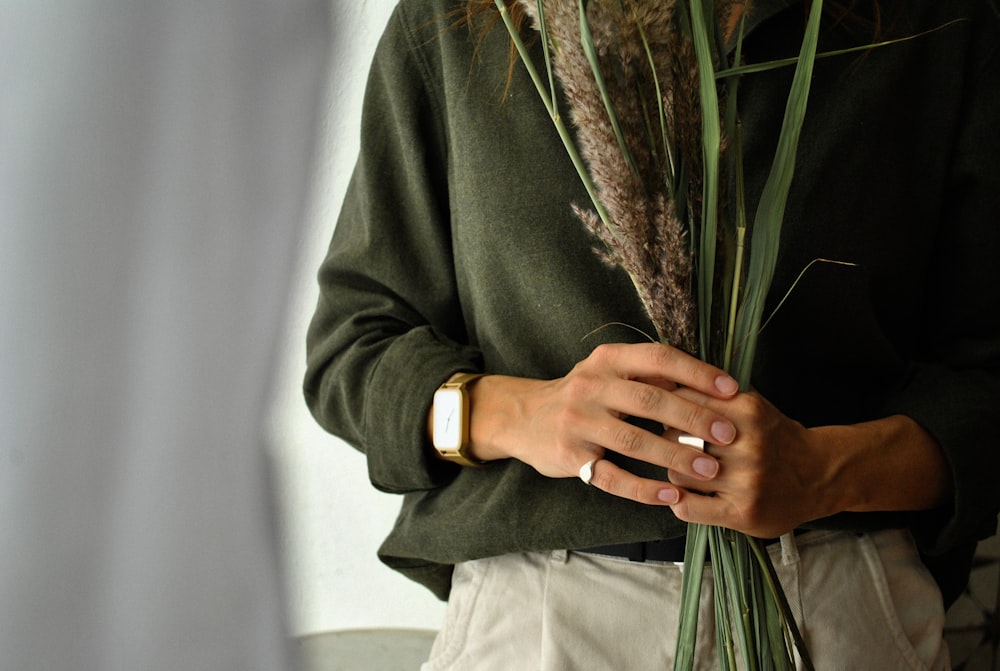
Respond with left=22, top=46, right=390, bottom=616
left=579, top=537, right=690, bottom=563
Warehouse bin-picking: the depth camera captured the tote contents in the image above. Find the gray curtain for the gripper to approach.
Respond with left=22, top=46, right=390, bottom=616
left=0, top=2, right=330, bottom=669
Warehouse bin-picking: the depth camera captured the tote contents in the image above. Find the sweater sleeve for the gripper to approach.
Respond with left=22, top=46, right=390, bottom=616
left=881, top=17, right=1000, bottom=554
left=304, top=6, right=480, bottom=494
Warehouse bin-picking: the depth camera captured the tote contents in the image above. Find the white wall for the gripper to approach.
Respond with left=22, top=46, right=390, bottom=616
left=269, top=0, right=448, bottom=636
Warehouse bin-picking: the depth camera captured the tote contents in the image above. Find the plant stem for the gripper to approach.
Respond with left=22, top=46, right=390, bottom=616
left=748, top=538, right=816, bottom=671
left=494, top=0, right=664, bottom=342
left=493, top=0, right=618, bottom=242
left=632, top=6, right=676, bottom=194
left=688, top=0, right=722, bottom=363
left=723, top=122, right=747, bottom=374
left=577, top=0, right=641, bottom=176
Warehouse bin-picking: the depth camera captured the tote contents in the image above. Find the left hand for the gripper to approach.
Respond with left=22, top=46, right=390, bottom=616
left=665, top=388, right=845, bottom=539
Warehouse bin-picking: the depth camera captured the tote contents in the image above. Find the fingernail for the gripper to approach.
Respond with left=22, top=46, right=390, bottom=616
left=693, top=456, right=718, bottom=478
left=711, top=420, right=736, bottom=444
left=715, top=375, right=739, bottom=396
left=658, top=488, right=679, bottom=504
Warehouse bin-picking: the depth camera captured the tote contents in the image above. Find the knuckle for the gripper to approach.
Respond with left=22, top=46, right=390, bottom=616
left=648, top=343, right=678, bottom=369
left=742, top=393, right=768, bottom=421
left=613, top=426, right=646, bottom=456
left=631, top=384, right=662, bottom=413
left=670, top=500, right=690, bottom=521
left=661, top=444, right=684, bottom=472
left=593, top=467, right=643, bottom=504
left=590, top=467, right=615, bottom=491
left=588, top=343, right=618, bottom=367
left=550, top=405, right=580, bottom=436
left=550, top=438, right=576, bottom=465
left=680, top=404, right=706, bottom=432
left=563, top=371, right=602, bottom=399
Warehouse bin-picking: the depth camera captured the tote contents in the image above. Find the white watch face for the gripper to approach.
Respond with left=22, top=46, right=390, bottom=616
left=433, top=388, right=464, bottom=451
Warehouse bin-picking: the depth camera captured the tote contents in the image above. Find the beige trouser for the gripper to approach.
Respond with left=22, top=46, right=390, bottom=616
left=422, top=529, right=949, bottom=671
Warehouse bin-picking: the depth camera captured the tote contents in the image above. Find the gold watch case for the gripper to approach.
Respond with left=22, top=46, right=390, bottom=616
left=432, top=373, right=485, bottom=466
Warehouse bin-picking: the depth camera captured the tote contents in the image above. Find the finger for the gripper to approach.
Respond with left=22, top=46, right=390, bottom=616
left=574, top=412, right=721, bottom=481
left=671, top=385, right=721, bottom=410
left=603, top=377, right=737, bottom=447
left=670, top=494, right=792, bottom=539
left=588, top=458, right=682, bottom=506
left=592, top=343, right=739, bottom=399
left=669, top=489, right=735, bottom=530
left=667, top=467, right=718, bottom=494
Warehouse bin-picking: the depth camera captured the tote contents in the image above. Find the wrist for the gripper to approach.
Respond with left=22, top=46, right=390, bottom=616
left=468, top=373, right=564, bottom=464
left=427, top=373, right=536, bottom=465
left=806, top=423, right=868, bottom=517
left=465, top=374, right=534, bottom=463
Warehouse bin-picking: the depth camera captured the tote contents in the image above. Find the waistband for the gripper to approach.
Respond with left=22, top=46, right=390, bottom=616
left=578, top=532, right=794, bottom=564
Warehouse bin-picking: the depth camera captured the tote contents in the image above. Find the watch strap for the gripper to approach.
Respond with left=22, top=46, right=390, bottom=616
left=440, top=372, right=485, bottom=391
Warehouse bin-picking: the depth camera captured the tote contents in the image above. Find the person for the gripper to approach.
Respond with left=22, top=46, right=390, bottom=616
left=305, top=0, right=1000, bottom=668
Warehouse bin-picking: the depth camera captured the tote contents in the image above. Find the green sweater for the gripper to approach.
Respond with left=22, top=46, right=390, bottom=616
left=306, top=0, right=1000, bottom=602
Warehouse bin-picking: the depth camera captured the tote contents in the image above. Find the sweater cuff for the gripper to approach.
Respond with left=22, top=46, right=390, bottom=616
left=879, top=363, right=1000, bottom=554
left=363, top=325, right=482, bottom=493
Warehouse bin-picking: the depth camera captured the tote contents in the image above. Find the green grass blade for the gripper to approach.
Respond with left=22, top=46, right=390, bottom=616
left=732, top=0, right=824, bottom=387
left=749, top=538, right=816, bottom=671
left=674, top=524, right=709, bottom=671
left=758, top=258, right=857, bottom=333
left=721, top=11, right=747, bottom=145
left=716, top=18, right=967, bottom=79
left=687, top=0, right=722, bottom=362
left=722, top=121, right=747, bottom=372
left=577, top=0, right=640, bottom=175
left=730, top=533, right=759, bottom=669
left=708, top=529, right=737, bottom=670
left=497, top=0, right=672, bottom=343
left=535, top=0, right=558, bottom=106
left=714, top=528, right=755, bottom=671
left=634, top=11, right=676, bottom=192
left=493, top=0, right=618, bottom=241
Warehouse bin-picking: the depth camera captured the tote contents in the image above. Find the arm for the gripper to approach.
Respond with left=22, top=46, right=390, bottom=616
left=665, top=390, right=953, bottom=539
left=305, top=7, right=482, bottom=493
left=447, top=343, right=743, bottom=504
left=875, top=15, right=1000, bottom=553
left=663, top=5, right=1000, bottom=546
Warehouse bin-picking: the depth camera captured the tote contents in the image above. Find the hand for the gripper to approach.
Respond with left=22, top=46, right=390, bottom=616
left=664, top=388, right=952, bottom=538
left=464, top=342, right=740, bottom=506
left=664, top=389, right=830, bottom=538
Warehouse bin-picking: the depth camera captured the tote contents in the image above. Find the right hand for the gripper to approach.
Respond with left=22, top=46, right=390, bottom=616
left=464, top=342, right=740, bottom=507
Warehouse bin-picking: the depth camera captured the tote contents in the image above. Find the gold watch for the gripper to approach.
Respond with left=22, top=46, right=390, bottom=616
left=432, top=373, right=485, bottom=466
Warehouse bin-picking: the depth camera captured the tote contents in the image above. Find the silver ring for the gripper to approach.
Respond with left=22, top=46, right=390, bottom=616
left=578, top=458, right=599, bottom=485
left=678, top=434, right=705, bottom=451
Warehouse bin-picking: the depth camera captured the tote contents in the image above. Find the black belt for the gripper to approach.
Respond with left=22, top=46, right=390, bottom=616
left=579, top=533, right=791, bottom=563
left=580, top=536, right=691, bottom=562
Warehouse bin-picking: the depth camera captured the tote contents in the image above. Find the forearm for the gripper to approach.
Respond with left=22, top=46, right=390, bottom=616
left=665, top=390, right=956, bottom=538
left=818, top=414, right=952, bottom=516
left=427, top=343, right=744, bottom=505
left=424, top=373, right=534, bottom=463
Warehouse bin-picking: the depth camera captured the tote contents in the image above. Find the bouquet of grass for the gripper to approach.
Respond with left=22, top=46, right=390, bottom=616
left=494, top=0, right=827, bottom=668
